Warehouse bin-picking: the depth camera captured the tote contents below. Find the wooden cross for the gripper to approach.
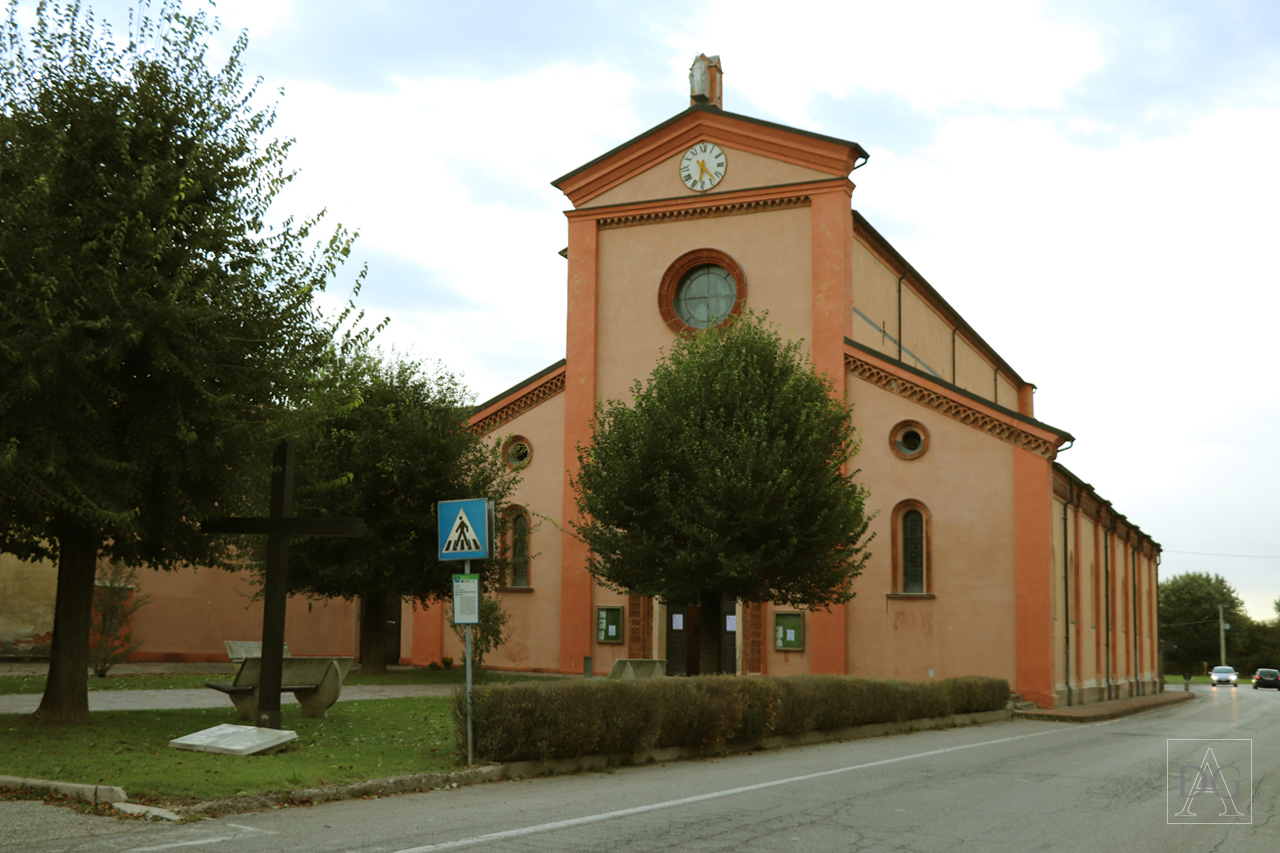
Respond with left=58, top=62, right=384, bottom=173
left=202, top=439, right=365, bottom=729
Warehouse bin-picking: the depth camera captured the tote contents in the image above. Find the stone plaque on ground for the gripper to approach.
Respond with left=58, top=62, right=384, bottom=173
left=169, top=724, right=297, bottom=756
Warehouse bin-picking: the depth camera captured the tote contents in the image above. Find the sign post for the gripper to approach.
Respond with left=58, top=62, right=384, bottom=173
left=439, top=499, right=492, bottom=767
left=452, top=571, right=479, bottom=765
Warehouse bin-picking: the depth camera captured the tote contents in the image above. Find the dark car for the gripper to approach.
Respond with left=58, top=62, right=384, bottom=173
left=1252, top=668, right=1280, bottom=689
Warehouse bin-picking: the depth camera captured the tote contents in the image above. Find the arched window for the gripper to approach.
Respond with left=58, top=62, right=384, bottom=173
left=892, top=501, right=931, bottom=595
left=511, top=512, right=529, bottom=587
left=902, top=510, right=925, bottom=593
left=502, top=506, right=531, bottom=588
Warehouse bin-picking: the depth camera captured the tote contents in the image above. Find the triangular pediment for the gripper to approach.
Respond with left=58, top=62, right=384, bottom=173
left=552, top=105, right=868, bottom=208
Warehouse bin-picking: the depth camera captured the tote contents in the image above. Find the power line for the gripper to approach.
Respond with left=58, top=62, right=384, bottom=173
left=1159, top=619, right=1230, bottom=628
left=1163, top=549, right=1280, bottom=559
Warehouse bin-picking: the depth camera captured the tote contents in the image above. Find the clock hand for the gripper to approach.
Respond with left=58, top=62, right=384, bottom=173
left=697, top=160, right=712, bottom=180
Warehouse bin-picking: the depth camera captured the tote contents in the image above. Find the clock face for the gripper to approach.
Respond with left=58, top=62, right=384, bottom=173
left=680, top=142, right=726, bottom=192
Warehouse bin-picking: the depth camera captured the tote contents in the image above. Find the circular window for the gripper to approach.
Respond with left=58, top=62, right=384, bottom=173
left=890, top=420, right=929, bottom=460
left=503, top=435, right=532, bottom=469
left=658, top=248, right=746, bottom=333
left=674, top=265, right=737, bottom=329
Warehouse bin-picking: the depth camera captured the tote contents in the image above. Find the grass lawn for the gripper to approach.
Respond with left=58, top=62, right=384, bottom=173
left=0, top=668, right=548, bottom=695
left=0, top=697, right=458, bottom=805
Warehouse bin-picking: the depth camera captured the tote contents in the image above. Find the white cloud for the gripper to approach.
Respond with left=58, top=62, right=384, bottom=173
left=662, top=0, right=1103, bottom=125
left=265, top=63, right=641, bottom=397
left=206, top=0, right=294, bottom=38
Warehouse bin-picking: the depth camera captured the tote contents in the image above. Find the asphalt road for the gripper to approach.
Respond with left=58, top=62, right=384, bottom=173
left=4, top=684, right=1277, bottom=853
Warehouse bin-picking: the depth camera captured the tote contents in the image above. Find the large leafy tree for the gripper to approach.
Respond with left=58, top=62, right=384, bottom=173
left=287, top=356, right=518, bottom=673
left=0, top=1, right=370, bottom=722
left=1159, top=572, right=1247, bottom=674
left=572, top=312, right=872, bottom=674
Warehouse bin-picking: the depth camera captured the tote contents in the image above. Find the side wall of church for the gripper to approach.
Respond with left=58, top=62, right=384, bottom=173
left=131, top=565, right=358, bottom=661
left=1048, top=471, right=1161, bottom=706
left=836, top=372, right=1019, bottom=687
left=848, top=231, right=1026, bottom=413
left=0, top=551, right=361, bottom=662
left=435, top=390, right=568, bottom=673
left=0, top=552, right=57, bottom=657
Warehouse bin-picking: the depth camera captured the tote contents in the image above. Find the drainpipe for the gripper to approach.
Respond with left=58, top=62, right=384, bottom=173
left=1155, top=552, right=1162, bottom=693
left=1132, top=547, right=1139, bottom=696
left=1104, top=513, right=1114, bottom=701
left=1063, top=479, right=1073, bottom=706
left=896, top=272, right=905, bottom=361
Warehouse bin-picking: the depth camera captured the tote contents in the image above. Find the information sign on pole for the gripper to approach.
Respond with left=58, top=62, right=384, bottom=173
left=452, top=573, right=480, bottom=626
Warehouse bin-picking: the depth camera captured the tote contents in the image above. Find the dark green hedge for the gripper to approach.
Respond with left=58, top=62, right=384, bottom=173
left=452, top=674, right=1009, bottom=763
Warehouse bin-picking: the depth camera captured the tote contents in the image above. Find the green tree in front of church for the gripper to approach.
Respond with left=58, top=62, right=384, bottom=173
left=571, top=312, right=873, bottom=675
left=286, top=355, right=519, bottom=673
left=0, top=1, right=372, bottom=723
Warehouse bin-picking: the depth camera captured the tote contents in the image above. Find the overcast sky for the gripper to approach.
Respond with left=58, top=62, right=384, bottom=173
left=17, top=1, right=1280, bottom=621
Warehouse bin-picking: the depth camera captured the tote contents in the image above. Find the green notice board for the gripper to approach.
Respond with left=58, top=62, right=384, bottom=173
left=597, top=606, right=624, bottom=644
left=774, top=612, right=804, bottom=651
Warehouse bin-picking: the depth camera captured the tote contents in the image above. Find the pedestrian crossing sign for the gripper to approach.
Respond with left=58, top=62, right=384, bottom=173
left=437, top=499, right=493, bottom=561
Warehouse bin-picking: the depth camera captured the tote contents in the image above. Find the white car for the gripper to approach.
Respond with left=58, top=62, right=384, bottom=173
left=1210, top=665, right=1238, bottom=687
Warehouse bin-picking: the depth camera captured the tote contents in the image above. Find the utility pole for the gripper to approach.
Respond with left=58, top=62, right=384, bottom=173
left=1219, top=605, right=1227, bottom=666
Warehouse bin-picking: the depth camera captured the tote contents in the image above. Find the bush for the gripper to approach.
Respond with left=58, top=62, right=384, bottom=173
left=453, top=674, right=1009, bottom=764
left=88, top=561, right=150, bottom=678
left=942, top=675, right=1012, bottom=714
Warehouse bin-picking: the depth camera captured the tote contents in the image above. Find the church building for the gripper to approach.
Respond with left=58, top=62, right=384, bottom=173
left=406, top=56, right=1163, bottom=708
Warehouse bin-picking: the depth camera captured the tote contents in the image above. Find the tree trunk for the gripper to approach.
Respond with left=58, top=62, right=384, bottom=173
left=699, top=588, right=722, bottom=675
left=360, top=591, right=388, bottom=674
left=34, top=520, right=102, bottom=725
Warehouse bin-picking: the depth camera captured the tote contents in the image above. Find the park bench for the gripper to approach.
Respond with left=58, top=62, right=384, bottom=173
left=206, top=656, right=354, bottom=720
left=223, top=640, right=291, bottom=664
left=606, top=658, right=667, bottom=679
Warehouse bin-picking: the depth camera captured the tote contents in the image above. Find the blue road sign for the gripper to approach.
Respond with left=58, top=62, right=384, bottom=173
left=438, top=499, right=493, bottom=561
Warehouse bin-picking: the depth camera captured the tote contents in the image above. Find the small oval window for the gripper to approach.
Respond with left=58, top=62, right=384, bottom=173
left=890, top=421, right=929, bottom=460
left=503, top=435, right=532, bottom=469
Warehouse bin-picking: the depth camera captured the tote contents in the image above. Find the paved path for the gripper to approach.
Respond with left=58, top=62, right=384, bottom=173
left=0, top=683, right=457, bottom=715
left=0, top=661, right=241, bottom=677
left=0, top=662, right=458, bottom=715
left=1013, top=687, right=1196, bottom=722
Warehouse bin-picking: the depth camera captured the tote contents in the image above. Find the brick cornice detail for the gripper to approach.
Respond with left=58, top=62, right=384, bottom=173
left=567, top=179, right=851, bottom=231
left=845, top=351, right=1059, bottom=459
left=471, top=370, right=566, bottom=436
left=596, top=193, right=811, bottom=229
